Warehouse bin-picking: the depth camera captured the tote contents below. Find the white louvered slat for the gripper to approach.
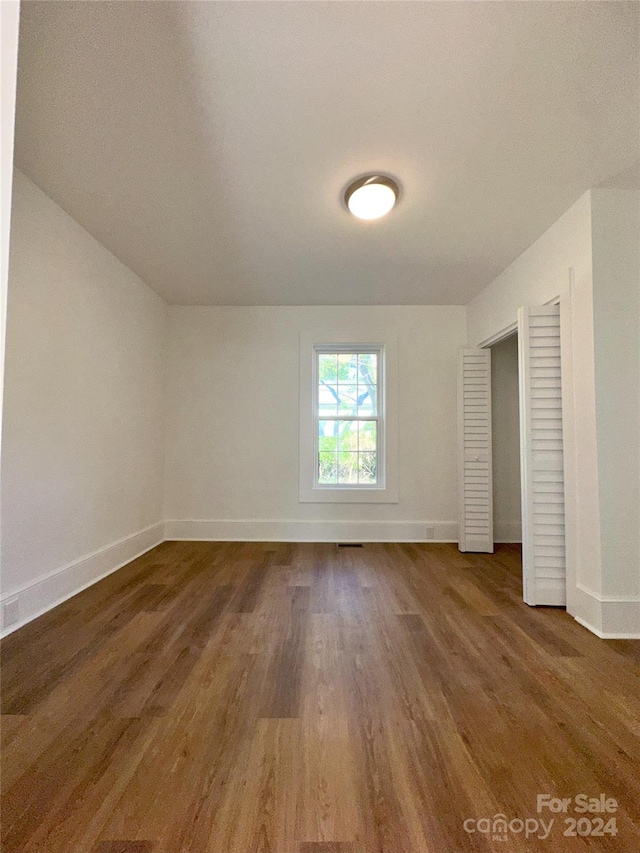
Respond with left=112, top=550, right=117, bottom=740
left=518, top=304, right=566, bottom=606
left=458, top=348, right=493, bottom=553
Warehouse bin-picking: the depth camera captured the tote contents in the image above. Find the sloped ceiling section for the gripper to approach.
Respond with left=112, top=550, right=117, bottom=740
left=14, top=1, right=640, bottom=305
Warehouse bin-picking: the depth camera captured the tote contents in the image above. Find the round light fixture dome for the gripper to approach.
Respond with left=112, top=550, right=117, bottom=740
left=345, top=175, right=399, bottom=220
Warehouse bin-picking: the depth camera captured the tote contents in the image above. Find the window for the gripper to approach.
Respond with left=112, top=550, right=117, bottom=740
left=299, top=328, right=398, bottom=504
left=315, top=347, right=382, bottom=487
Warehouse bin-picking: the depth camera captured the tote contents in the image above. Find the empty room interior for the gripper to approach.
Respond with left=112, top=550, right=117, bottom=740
left=1, top=2, right=640, bottom=852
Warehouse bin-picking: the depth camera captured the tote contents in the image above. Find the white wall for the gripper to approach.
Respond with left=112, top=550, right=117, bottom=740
left=3, top=165, right=636, bottom=640
left=467, top=188, right=640, bottom=637
left=490, top=334, right=521, bottom=542
left=1, top=0, right=20, bottom=549
left=467, top=190, right=599, bottom=620
left=1, top=171, right=167, bottom=633
left=164, top=305, right=466, bottom=542
left=466, top=192, right=593, bottom=347
left=591, top=189, right=640, bottom=629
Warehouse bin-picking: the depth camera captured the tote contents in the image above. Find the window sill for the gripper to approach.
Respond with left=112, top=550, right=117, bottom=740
left=299, top=486, right=399, bottom=504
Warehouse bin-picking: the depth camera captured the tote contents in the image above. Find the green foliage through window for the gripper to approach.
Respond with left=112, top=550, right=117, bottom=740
left=317, top=351, right=379, bottom=485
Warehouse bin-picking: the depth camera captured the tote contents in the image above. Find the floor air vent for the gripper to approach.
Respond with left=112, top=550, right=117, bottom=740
left=338, top=543, right=363, bottom=547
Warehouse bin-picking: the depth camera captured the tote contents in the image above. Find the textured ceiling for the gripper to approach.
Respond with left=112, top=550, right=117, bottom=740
left=14, top=1, right=640, bottom=305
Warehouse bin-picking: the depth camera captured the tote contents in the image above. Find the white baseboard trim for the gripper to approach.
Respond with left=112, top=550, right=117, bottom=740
left=0, top=522, right=165, bottom=638
left=4, top=520, right=636, bottom=640
left=574, top=615, right=640, bottom=640
left=164, top=519, right=458, bottom=544
left=493, top=521, right=522, bottom=543
left=573, top=583, right=640, bottom=638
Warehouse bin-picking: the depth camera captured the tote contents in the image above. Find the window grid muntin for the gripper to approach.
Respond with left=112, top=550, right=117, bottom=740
left=314, top=345, right=383, bottom=489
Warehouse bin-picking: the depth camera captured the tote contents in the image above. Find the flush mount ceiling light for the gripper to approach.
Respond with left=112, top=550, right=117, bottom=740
left=344, top=175, right=399, bottom=220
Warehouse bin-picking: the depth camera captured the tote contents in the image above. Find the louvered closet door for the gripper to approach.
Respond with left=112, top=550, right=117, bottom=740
left=458, top=348, right=493, bottom=553
left=518, top=305, right=566, bottom=606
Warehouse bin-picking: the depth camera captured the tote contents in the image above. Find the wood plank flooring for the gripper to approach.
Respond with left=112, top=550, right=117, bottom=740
left=2, top=541, right=639, bottom=852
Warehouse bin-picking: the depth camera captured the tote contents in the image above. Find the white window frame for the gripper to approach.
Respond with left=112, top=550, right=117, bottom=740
left=299, top=327, right=399, bottom=504
left=314, top=344, right=384, bottom=491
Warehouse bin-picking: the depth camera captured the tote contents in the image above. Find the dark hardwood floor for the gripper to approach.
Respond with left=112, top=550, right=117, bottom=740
left=2, top=541, right=639, bottom=852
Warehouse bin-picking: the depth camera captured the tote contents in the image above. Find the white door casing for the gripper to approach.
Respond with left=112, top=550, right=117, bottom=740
left=458, top=348, right=493, bottom=553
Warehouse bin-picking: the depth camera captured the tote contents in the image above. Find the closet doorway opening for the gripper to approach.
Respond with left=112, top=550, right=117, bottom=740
left=490, top=333, right=523, bottom=585
left=458, top=303, right=568, bottom=608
